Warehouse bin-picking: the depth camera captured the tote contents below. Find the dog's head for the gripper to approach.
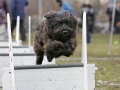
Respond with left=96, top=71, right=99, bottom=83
left=44, top=10, right=77, bottom=42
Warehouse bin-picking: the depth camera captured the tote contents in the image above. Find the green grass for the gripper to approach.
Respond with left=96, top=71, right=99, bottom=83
left=86, top=34, right=120, bottom=57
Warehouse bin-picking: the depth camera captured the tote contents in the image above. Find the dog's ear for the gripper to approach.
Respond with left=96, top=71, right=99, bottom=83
left=69, top=12, right=77, bottom=28
left=70, top=12, right=77, bottom=21
left=44, top=11, right=56, bottom=20
left=69, top=13, right=74, bottom=19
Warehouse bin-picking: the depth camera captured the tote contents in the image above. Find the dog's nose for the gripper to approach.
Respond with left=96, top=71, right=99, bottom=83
left=62, top=30, right=69, bottom=35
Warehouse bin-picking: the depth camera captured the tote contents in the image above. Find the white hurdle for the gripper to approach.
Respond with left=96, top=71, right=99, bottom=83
left=0, top=53, right=55, bottom=87
left=0, top=15, right=55, bottom=87
left=0, top=16, right=34, bottom=54
left=2, top=13, right=96, bottom=90
left=0, top=16, right=22, bottom=46
left=0, top=16, right=55, bottom=87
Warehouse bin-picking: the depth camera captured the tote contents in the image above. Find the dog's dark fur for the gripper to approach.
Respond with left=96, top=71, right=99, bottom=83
left=34, top=10, right=77, bottom=65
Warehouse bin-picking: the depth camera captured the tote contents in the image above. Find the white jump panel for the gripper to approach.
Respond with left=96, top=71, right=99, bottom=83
left=0, top=46, right=34, bottom=53
left=0, top=40, right=22, bottom=46
left=2, top=64, right=96, bottom=90
left=0, top=54, right=55, bottom=87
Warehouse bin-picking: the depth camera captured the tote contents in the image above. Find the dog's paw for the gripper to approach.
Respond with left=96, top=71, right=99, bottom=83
left=44, top=40, right=64, bottom=57
left=63, top=47, right=73, bottom=57
left=47, top=56, right=54, bottom=62
left=36, top=56, right=44, bottom=65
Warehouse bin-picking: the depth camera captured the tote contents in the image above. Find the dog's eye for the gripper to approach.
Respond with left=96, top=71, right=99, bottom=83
left=60, top=22, right=63, bottom=24
left=51, top=25, right=54, bottom=29
left=65, top=21, right=69, bottom=24
left=68, top=20, right=77, bottom=28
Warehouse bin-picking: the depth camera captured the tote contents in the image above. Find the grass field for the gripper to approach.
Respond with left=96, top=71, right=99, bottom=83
left=3, top=34, right=119, bottom=90
left=70, top=34, right=120, bottom=58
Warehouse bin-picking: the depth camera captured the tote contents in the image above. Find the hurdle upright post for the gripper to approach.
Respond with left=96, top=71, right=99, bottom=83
left=16, top=16, right=20, bottom=46
left=81, top=12, right=88, bottom=90
left=39, top=0, right=42, bottom=23
left=7, top=13, right=16, bottom=90
left=28, top=16, right=31, bottom=50
left=108, top=0, right=116, bottom=54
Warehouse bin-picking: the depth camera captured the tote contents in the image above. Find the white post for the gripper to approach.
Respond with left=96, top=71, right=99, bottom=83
left=108, top=0, right=116, bottom=54
left=7, top=13, right=16, bottom=90
left=39, top=0, right=42, bottom=23
left=16, top=16, right=20, bottom=46
left=81, top=12, right=88, bottom=90
left=28, top=16, right=31, bottom=49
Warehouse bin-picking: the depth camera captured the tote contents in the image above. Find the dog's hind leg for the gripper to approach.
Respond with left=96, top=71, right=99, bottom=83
left=36, top=52, right=44, bottom=65
left=34, top=43, right=44, bottom=65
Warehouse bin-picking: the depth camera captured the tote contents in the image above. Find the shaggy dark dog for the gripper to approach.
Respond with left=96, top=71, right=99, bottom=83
left=34, top=10, right=77, bottom=65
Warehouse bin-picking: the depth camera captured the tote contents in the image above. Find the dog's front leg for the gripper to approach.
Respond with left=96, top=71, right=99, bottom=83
left=44, top=39, right=64, bottom=62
